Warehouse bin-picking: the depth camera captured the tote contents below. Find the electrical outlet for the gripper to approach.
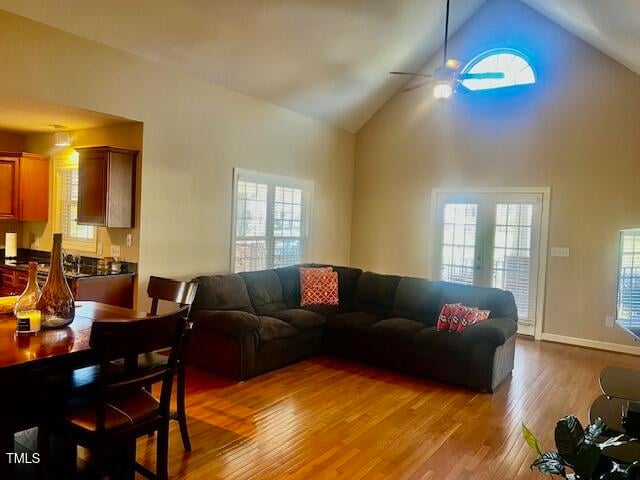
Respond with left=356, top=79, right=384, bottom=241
left=126, top=233, right=132, bottom=247
left=97, top=242, right=103, bottom=256
left=605, top=316, right=614, bottom=328
left=110, top=245, right=121, bottom=257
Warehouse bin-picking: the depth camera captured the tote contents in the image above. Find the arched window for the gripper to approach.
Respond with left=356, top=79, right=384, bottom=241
left=461, top=49, right=536, bottom=91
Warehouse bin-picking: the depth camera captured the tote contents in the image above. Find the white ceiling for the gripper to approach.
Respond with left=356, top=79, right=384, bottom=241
left=0, top=95, right=132, bottom=133
left=0, top=0, right=638, bottom=133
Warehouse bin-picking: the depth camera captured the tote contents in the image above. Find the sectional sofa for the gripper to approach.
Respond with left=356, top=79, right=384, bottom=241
left=186, top=265, right=518, bottom=392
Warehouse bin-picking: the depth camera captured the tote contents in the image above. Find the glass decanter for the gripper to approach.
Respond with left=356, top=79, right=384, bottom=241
left=36, top=233, right=75, bottom=328
left=13, top=261, right=41, bottom=315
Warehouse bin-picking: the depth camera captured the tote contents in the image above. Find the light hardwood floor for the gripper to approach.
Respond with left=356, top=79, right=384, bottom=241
left=136, top=337, right=639, bottom=479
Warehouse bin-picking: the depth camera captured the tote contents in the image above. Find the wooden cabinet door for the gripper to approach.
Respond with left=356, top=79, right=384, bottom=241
left=19, top=154, right=49, bottom=221
left=77, top=151, right=107, bottom=225
left=0, top=157, right=18, bottom=220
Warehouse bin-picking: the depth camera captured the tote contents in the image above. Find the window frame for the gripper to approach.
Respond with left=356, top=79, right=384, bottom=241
left=53, top=154, right=98, bottom=253
left=616, top=228, right=640, bottom=325
left=459, top=47, right=537, bottom=93
left=230, top=168, right=314, bottom=273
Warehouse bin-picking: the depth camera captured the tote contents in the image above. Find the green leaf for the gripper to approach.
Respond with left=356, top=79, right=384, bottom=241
left=584, top=418, right=606, bottom=444
left=555, top=416, right=585, bottom=467
left=523, top=423, right=544, bottom=456
left=531, top=451, right=567, bottom=476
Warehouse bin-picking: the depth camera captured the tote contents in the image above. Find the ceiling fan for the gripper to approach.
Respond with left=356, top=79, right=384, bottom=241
left=390, top=0, right=505, bottom=99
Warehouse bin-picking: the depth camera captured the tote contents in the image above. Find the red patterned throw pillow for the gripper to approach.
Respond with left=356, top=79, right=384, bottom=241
left=436, top=303, right=461, bottom=331
left=300, top=267, right=339, bottom=306
left=455, top=307, right=491, bottom=333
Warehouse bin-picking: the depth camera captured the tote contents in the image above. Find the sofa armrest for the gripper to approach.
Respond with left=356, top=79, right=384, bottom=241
left=462, top=317, right=517, bottom=347
left=191, top=309, right=261, bottom=341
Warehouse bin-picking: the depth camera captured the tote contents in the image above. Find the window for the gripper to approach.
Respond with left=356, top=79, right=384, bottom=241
left=617, top=229, right=640, bottom=328
left=460, top=48, right=536, bottom=91
left=55, top=155, right=97, bottom=252
left=231, top=169, right=313, bottom=273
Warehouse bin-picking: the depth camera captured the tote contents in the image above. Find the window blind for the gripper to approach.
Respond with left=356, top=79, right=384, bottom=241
left=232, top=170, right=312, bottom=273
left=618, top=229, right=640, bottom=328
left=57, top=164, right=96, bottom=244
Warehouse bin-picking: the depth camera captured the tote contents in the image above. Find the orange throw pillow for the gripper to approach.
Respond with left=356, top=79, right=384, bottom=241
left=300, top=267, right=339, bottom=306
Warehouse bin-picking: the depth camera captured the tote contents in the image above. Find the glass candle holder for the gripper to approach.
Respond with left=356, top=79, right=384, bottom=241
left=16, top=309, right=42, bottom=334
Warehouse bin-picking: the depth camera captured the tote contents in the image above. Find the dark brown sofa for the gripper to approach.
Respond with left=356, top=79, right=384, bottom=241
left=186, top=265, right=518, bottom=392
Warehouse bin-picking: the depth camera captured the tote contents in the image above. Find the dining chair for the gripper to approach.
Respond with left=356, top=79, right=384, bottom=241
left=142, top=276, right=198, bottom=452
left=56, top=305, right=191, bottom=480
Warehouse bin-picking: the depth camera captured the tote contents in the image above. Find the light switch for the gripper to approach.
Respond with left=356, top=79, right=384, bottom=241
left=550, top=247, right=570, bottom=257
left=111, top=245, right=121, bottom=257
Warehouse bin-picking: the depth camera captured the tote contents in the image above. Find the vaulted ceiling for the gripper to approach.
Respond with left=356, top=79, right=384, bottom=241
left=0, top=0, right=638, bottom=133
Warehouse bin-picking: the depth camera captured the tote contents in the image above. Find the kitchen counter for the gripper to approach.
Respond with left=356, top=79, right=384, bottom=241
left=1, top=260, right=136, bottom=279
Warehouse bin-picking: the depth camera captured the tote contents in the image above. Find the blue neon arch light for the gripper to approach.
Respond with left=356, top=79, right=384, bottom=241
left=460, top=48, right=536, bottom=91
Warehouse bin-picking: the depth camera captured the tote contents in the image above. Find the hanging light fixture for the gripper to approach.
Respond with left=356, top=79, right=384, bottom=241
left=52, top=125, right=71, bottom=147
left=433, top=81, right=453, bottom=100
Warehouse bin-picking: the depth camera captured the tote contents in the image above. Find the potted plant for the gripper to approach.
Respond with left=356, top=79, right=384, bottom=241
left=523, top=416, right=639, bottom=479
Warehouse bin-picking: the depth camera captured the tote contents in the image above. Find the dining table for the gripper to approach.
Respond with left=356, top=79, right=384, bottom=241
left=0, top=301, right=149, bottom=479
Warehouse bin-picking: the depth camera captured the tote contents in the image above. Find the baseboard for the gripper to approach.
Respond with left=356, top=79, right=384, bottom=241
left=540, top=332, right=640, bottom=356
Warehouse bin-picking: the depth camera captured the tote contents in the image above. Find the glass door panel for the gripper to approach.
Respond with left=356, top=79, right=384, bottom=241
left=440, top=203, right=478, bottom=285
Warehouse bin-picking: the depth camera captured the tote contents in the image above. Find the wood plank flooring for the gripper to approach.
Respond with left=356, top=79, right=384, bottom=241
left=134, top=337, right=639, bottom=479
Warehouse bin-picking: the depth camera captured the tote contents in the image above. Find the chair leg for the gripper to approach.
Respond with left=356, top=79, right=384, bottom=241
left=176, top=367, right=191, bottom=452
left=156, top=423, right=170, bottom=480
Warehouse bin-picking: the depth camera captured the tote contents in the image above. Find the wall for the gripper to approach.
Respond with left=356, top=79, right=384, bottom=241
left=22, top=122, right=143, bottom=262
left=0, top=10, right=355, bottom=306
left=0, top=130, right=25, bottom=249
left=352, top=0, right=640, bottom=348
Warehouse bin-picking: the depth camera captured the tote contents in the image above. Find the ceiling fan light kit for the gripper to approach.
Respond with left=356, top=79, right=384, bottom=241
left=433, top=82, right=454, bottom=99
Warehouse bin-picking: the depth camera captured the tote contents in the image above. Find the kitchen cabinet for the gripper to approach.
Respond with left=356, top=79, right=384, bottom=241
left=0, top=152, right=49, bottom=221
left=75, top=146, right=137, bottom=228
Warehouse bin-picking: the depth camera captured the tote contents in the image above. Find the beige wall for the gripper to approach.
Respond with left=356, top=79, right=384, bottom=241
left=0, top=10, right=355, bottom=306
left=352, top=0, right=640, bottom=347
left=22, top=122, right=143, bottom=262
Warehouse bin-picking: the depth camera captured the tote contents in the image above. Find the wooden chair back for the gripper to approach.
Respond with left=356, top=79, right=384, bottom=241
left=147, top=276, right=198, bottom=315
left=88, top=305, right=192, bottom=433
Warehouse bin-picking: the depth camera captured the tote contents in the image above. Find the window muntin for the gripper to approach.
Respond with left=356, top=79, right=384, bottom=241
left=461, top=49, right=536, bottom=91
left=232, top=170, right=312, bottom=273
left=617, top=229, right=640, bottom=327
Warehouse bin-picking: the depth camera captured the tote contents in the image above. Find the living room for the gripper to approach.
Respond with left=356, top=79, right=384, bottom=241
left=0, top=0, right=639, bottom=478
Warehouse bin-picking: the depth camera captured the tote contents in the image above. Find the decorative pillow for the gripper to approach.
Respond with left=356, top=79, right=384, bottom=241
left=455, top=308, right=491, bottom=333
left=300, top=267, right=339, bottom=306
left=436, top=303, right=461, bottom=331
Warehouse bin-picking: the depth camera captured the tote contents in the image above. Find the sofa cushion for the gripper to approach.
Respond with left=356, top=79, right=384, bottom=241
left=269, top=309, right=326, bottom=331
left=301, top=304, right=341, bottom=318
left=274, top=265, right=302, bottom=308
left=328, top=311, right=382, bottom=330
left=439, top=282, right=518, bottom=321
left=390, top=277, right=443, bottom=325
left=351, top=272, right=402, bottom=315
left=190, top=274, right=255, bottom=314
left=367, top=318, right=427, bottom=342
left=301, top=268, right=339, bottom=306
left=258, top=316, right=298, bottom=341
left=333, top=266, right=363, bottom=303
left=413, top=327, right=467, bottom=353
left=240, top=270, right=287, bottom=315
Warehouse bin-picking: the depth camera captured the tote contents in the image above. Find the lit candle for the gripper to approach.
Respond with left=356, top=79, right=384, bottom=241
left=16, top=309, right=41, bottom=334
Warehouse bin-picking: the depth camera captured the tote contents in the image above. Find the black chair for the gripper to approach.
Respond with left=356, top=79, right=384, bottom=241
left=141, top=276, right=198, bottom=452
left=54, top=305, right=191, bottom=479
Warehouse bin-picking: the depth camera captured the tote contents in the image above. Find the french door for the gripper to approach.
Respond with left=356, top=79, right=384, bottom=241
left=433, top=191, right=545, bottom=336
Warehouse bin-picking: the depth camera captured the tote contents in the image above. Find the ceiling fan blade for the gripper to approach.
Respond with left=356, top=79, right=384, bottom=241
left=458, top=72, right=506, bottom=80
left=390, top=71, right=433, bottom=78
left=401, top=81, right=433, bottom=92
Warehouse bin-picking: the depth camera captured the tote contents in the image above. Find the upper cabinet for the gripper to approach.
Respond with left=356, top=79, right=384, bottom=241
left=0, top=152, right=49, bottom=221
left=75, top=146, right=138, bottom=228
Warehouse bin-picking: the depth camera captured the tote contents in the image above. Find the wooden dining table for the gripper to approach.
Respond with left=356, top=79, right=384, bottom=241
left=0, top=301, right=148, bottom=479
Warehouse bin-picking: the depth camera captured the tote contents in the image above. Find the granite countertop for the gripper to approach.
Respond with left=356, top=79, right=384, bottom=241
left=0, top=249, right=137, bottom=279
